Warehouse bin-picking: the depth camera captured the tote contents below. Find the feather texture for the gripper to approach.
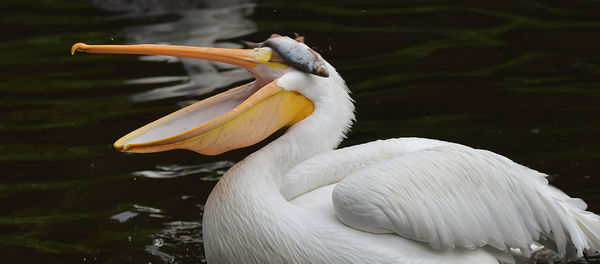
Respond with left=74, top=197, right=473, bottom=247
left=198, top=39, right=600, bottom=263
left=281, top=137, right=455, bottom=200
left=323, top=138, right=600, bottom=257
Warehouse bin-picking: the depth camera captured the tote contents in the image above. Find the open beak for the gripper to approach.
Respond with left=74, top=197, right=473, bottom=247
left=72, top=43, right=314, bottom=155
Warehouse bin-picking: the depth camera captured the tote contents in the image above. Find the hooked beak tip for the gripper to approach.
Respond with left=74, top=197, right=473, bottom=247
left=71, top=42, right=87, bottom=55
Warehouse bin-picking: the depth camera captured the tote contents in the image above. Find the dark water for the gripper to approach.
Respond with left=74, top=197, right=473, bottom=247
left=2, top=0, right=600, bottom=263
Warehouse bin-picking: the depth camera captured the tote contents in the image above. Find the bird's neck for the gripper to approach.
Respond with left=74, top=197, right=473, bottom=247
left=203, top=69, right=354, bottom=262
left=223, top=68, right=354, bottom=190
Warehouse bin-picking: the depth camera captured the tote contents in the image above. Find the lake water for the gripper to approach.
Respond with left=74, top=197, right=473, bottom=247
left=1, top=0, right=599, bottom=263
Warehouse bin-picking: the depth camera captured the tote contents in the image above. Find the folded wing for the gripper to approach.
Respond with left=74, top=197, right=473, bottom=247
left=323, top=139, right=600, bottom=257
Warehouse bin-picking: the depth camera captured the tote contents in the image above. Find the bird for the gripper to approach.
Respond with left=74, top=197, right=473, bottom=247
left=72, top=34, right=600, bottom=264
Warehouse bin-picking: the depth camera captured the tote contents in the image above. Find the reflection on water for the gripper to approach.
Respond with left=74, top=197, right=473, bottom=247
left=133, top=161, right=233, bottom=179
left=92, top=0, right=257, bottom=101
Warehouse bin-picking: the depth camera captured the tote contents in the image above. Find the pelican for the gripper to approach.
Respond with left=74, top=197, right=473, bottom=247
left=72, top=35, right=600, bottom=264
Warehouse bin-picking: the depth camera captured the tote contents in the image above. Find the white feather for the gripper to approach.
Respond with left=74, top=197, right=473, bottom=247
left=281, top=138, right=456, bottom=200
left=330, top=141, right=600, bottom=258
left=202, top=41, right=600, bottom=263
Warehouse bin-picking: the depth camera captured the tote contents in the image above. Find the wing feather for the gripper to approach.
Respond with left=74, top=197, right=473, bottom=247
left=281, top=137, right=455, bottom=200
left=328, top=139, right=600, bottom=257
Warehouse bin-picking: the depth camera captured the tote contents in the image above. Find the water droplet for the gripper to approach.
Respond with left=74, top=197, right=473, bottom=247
left=153, top=238, right=164, bottom=247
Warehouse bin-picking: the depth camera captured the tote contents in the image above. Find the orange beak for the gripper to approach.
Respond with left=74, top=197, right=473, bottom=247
left=72, top=43, right=313, bottom=155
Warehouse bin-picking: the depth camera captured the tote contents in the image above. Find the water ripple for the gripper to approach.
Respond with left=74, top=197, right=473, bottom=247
left=133, top=160, right=234, bottom=180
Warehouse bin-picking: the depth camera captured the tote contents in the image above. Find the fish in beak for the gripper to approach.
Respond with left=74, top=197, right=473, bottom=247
left=71, top=35, right=324, bottom=155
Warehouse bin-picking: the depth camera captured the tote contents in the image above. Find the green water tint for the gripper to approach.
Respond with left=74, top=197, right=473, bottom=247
left=1, top=0, right=600, bottom=263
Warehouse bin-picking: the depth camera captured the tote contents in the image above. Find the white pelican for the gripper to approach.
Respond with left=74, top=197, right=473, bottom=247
left=72, top=35, right=600, bottom=264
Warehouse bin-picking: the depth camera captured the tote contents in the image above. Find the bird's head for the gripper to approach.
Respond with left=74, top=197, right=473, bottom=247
left=72, top=35, right=339, bottom=155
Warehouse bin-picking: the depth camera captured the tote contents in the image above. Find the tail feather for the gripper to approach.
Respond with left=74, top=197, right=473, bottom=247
left=571, top=208, right=600, bottom=254
left=538, top=184, right=600, bottom=258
